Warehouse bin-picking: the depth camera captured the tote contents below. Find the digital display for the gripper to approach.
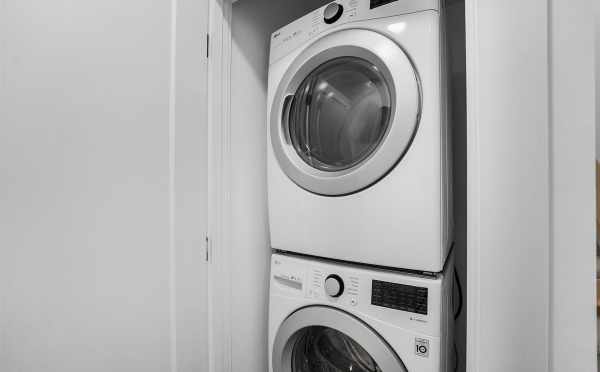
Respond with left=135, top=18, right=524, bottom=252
left=371, top=280, right=428, bottom=315
left=370, top=0, right=398, bottom=9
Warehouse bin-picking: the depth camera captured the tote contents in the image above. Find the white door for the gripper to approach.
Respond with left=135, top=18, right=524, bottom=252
left=173, top=0, right=210, bottom=371
left=0, top=0, right=209, bottom=371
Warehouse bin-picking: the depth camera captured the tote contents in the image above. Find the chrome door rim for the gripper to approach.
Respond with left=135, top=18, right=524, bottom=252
left=272, top=306, right=408, bottom=372
left=270, top=28, right=422, bottom=196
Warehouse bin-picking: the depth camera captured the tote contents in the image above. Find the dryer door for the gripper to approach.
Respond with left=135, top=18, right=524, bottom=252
left=270, top=29, right=421, bottom=196
left=272, top=306, right=408, bottom=372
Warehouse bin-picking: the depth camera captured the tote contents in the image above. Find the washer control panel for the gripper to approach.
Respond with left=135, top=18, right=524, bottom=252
left=323, top=2, right=345, bottom=24
left=271, top=253, right=447, bottom=337
left=307, top=268, right=360, bottom=307
left=324, top=274, right=344, bottom=297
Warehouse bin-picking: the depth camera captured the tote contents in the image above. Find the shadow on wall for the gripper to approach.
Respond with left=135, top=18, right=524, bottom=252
left=232, top=0, right=331, bottom=87
left=228, top=1, right=332, bottom=372
left=446, top=1, right=467, bottom=371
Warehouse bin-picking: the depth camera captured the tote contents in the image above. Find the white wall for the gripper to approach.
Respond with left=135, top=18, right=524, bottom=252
left=229, top=1, right=329, bottom=371
left=466, top=0, right=551, bottom=370
left=596, top=1, right=600, bottom=160
left=173, top=0, right=210, bottom=370
left=549, top=0, right=596, bottom=370
left=466, top=0, right=597, bottom=371
left=0, top=1, right=209, bottom=371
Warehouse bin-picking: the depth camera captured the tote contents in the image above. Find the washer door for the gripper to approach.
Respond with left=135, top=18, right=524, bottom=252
left=272, top=306, right=407, bottom=372
left=270, top=29, right=421, bottom=196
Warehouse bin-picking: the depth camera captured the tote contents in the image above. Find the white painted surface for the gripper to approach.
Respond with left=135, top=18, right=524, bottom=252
left=465, top=0, right=551, bottom=371
left=596, top=3, right=600, bottom=160
left=467, top=0, right=597, bottom=371
left=0, top=0, right=208, bottom=370
left=173, top=0, right=210, bottom=371
left=206, top=2, right=234, bottom=372
left=549, top=1, right=596, bottom=371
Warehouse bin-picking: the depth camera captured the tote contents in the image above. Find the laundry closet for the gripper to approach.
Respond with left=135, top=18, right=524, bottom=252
left=227, top=0, right=467, bottom=371
left=0, top=0, right=594, bottom=371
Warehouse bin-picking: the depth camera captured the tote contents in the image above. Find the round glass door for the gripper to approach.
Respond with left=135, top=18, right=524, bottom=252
left=291, top=326, right=381, bottom=372
left=270, top=29, right=421, bottom=196
left=272, top=306, right=407, bottom=372
left=289, top=57, right=392, bottom=173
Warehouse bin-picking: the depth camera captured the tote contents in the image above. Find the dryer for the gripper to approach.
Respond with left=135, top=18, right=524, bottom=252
left=268, top=252, right=454, bottom=372
left=267, top=0, right=452, bottom=272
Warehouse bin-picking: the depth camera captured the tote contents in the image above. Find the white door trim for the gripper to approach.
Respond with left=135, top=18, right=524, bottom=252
left=464, top=2, right=480, bottom=369
left=466, top=0, right=596, bottom=371
left=207, top=1, right=233, bottom=372
left=465, top=0, right=553, bottom=370
left=548, top=0, right=596, bottom=370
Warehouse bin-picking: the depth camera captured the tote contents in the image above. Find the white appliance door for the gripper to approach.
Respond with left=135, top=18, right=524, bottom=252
left=270, top=29, right=421, bottom=196
left=272, top=306, right=407, bottom=372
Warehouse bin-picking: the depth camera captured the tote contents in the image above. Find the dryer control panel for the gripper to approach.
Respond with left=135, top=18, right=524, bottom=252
left=269, top=0, right=441, bottom=64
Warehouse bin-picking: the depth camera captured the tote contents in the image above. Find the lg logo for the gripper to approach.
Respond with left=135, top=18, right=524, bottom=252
left=415, top=338, right=430, bottom=358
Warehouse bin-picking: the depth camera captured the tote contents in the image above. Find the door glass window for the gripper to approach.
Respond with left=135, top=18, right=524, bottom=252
left=291, top=326, right=381, bottom=372
left=289, top=57, right=392, bottom=172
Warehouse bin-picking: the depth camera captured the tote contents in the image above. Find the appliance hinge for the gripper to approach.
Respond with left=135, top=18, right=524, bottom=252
left=205, top=235, right=211, bottom=262
left=206, top=33, right=209, bottom=58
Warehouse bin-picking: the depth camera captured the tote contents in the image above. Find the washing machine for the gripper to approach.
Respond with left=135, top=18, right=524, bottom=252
left=267, top=0, right=452, bottom=272
left=268, top=253, right=454, bottom=372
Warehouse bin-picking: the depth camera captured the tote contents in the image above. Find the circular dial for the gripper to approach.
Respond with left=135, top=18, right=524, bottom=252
left=324, top=274, right=344, bottom=298
left=323, top=3, right=344, bottom=24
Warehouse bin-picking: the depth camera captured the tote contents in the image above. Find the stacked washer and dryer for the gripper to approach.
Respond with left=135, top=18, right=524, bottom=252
left=266, top=0, right=455, bottom=371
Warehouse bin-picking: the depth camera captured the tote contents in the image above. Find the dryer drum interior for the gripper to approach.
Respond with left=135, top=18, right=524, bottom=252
left=287, top=56, right=393, bottom=174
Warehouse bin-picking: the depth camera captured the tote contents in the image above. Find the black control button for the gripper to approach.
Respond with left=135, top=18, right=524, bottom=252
left=325, top=274, right=345, bottom=297
left=323, top=3, right=344, bottom=24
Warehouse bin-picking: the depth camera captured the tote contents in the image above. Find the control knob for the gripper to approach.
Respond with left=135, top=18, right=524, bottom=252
left=324, top=274, right=344, bottom=297
left=323, top=3, right=344, bottom=24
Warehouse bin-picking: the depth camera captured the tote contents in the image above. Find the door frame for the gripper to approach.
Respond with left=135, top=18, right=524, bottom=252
left=207, top=1, right=233, bottom=372
left=208, top=1, right=598, bottom=371
left=465, top=0, right=596, bottom=371
left=546, top=0, right=596, bottom=370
